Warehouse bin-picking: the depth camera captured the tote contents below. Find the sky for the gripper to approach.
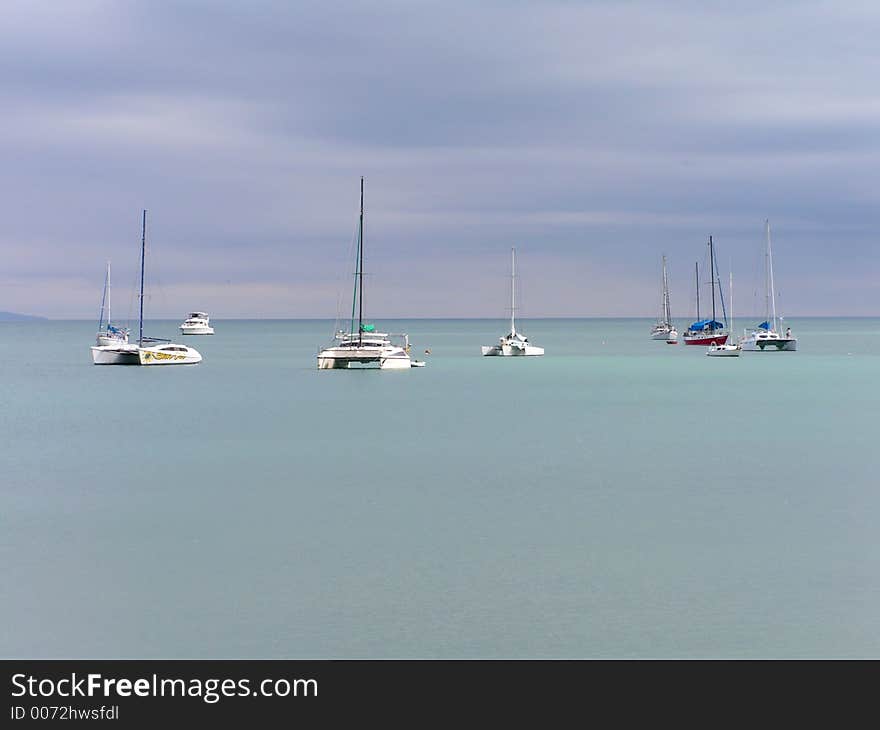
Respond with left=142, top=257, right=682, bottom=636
left=1, top=0, right=878, bottom=319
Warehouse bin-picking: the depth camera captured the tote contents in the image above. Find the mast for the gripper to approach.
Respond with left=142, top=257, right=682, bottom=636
left=358, top=177, right=364, bottom=345
left=709, top=236, right=716, bottom=329
left=662, top=255, right=671, bottom=325
left=139, top=209, right=146, bottom=346
left=106, top=260, right=111, bottom=329
left=510, top=247, right=517, bottom=336
left=98, top=261, right=109, bottom=332
left=729, top=270, right=735, bottom=338
left=695, top=261, right=700, bottom=321
left=766, top=219, right=778, bottom=332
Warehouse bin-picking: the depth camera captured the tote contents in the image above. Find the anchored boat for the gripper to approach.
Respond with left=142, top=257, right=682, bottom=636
left=650, top=254, right=678, bottom=344
left=683, top=236, right=729, bottom=346
left=481, top=247, right=544, bottom=357
left=317, top=178, right=421, bottom=370
left=740, top=220, right=797, bottom=352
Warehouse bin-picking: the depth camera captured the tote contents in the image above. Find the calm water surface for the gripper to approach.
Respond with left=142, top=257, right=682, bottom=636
left=2, top=318, right=879, bottom=657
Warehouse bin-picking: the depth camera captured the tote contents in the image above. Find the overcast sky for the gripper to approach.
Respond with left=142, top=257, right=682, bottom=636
left=2, top=0, right=878, bottom=319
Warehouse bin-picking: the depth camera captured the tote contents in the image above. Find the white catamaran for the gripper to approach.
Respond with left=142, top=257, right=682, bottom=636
left=740, top=219, right=797, bottom=352
left=650, top=254, right=678, bottom=343
left=481, top=247, right=544, bottom=357
left=92, top=211, right=202, bottom=365
left=317, top=178, right=422, bottom=370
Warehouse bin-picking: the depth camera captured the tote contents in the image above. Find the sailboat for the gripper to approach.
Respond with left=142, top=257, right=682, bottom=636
left=317, top=178, right=422, bottom=370
left=481, top=247, right=544, bottom=356
left=707, top=271, right=741, bottom=357
left=683, top=236, right=729, bottom=346
left=740, top=219, right=797, bottom=352
left=650, top=255, right=678, bottom=343
left=91, top=210, right=202, bottom=365
left=94, top=260, right=130, bottom=347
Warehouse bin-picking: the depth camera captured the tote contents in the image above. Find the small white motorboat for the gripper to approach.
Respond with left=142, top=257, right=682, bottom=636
left=706, top=343, right=741, bottom=357
left=179, top=312, right=214, bottom=335
left=707, top=271, right=740, bottom=357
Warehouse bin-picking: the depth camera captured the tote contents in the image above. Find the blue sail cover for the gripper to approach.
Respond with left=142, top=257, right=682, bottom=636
left=688, top=319, right=724, bottom=331
left=757, top=321, right=770, bottom=330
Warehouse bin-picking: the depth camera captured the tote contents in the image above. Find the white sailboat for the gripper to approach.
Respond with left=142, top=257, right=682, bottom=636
left=481, top=247, right=544, bottom=357
left=94, top=260, right=130, bottom=347
left=92, top=210, right=202, bottom=365
left=740, top=219, right=797, bottom=352
left=317, top=178, right=422, bottom=370
left=707, top=271, right=741, bottom=357
left=650, top=254, right=678, bottom=343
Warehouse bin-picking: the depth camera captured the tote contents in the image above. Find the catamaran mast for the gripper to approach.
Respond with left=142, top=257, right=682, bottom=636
left=766, top=219, right=777, bottom=332
left=510, top=247, right=517, bottom=336
left=139, top=210, right=146, bottom=346
left=662, top=255, right=671, bottom=325
left=358, top=177, right=364, bottom=346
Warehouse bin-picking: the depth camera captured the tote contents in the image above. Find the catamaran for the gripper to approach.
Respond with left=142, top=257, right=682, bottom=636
left=650, top=255, right=677, bottom=343
left=740, top=219, right=797, bottom=352
left=91, top=211, right=202, bottom=365
left=317, top=178, right=422, bottom=370
left=94, top=260, right=130, bottom=347
left=481, top=247, right=544, bottom=357
left=683, top=236, right=729, bottom=346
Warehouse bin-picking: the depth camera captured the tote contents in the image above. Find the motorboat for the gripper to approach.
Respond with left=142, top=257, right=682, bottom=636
left=707, top=272, right=741, bottom=357
left=179, top=312, right=214, bottom=335
left=481, top=248, right=544, bottom=356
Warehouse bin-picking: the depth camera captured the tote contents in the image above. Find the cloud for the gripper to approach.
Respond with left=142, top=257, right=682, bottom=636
left=1, top=0, right=878, bottom=317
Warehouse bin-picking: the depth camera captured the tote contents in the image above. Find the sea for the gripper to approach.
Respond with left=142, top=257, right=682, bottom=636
left=2, top=317, right=879, bottom=658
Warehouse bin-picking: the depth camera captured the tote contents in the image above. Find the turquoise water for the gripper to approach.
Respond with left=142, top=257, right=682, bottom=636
left=2, top=318, right=879, bottom=658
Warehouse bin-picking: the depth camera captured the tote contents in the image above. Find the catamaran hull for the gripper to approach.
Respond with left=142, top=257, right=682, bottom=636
left=741, top=337, right=797, bottom=352
left=317, top=356, right=412, bottom=369
left=481, top=344, right=544, bottom=356
left=651, top=330, right=672, bottom=340
left=91, top=346, right=140, bottom=365
left=138, top=347, right=202, bottom=365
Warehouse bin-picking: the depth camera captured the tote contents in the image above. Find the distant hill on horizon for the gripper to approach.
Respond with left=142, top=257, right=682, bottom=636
left=0, top=311, right=48, bottom=321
